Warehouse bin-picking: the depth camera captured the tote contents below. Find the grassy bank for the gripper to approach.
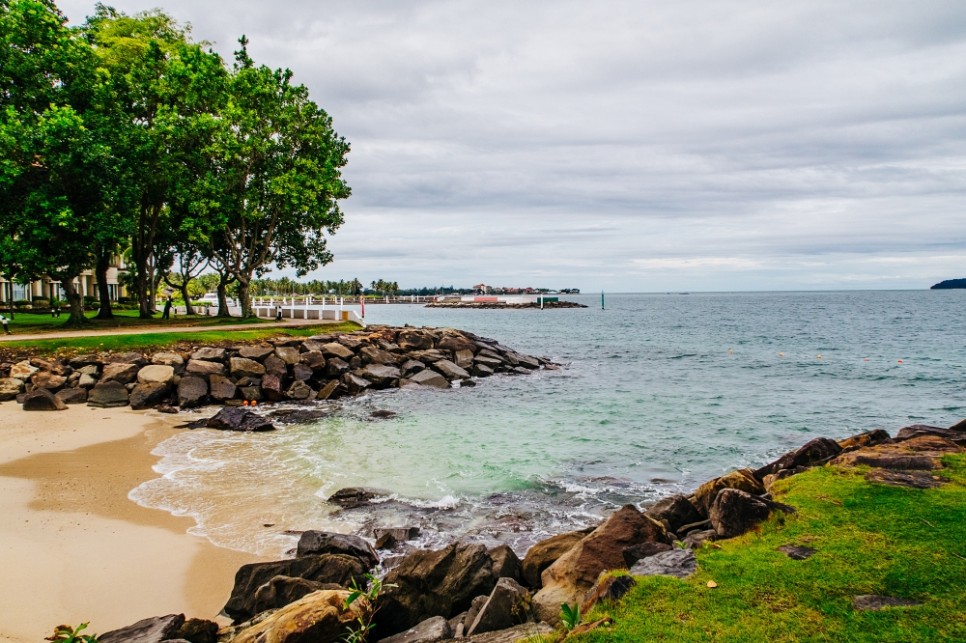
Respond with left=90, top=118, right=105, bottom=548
left=568, top=455, right=966, bottom=642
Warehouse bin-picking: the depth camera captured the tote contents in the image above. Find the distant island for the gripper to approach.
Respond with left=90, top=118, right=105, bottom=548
left=930, top=278, right=966, bottom=289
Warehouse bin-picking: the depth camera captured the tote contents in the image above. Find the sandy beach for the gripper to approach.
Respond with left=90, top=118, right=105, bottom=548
left=0, top=403, right=260, bottom=643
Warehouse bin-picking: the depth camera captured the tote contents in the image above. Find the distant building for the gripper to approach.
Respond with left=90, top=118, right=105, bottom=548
left=0, top=257, right=128, bottom=305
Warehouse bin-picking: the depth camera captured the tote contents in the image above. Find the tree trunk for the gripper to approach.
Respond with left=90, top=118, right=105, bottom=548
left=135, top=253, right=152, bottom=318
left=60, top=277, right=87, bottom=327
left=216, top=281, right=231, bottom=317
left=94, top=252, right=114, bottom=320
left=180, top=283, right=195, bottom=316
left=237, top=275, right=253, bottom=318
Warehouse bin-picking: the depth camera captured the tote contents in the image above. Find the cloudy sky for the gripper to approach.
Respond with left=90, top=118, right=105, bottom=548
left=59, top=0, right=966, bottom=292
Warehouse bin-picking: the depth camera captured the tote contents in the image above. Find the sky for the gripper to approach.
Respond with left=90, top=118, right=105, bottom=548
left=58, top=0, right=966, bottom=292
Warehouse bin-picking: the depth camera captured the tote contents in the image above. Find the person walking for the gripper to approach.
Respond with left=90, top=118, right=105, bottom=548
left=0, top=314, right=10, bottom=334
left=161, top=297, right=172, bottom=320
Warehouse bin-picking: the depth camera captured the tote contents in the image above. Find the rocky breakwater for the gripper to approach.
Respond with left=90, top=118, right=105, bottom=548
left=0, top=326, right=555, bottom=415
left=89, top=418, right=965, bottom=643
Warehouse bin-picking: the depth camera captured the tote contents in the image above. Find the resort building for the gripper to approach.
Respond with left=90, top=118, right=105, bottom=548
left=0, top=260, right=128, bottom=305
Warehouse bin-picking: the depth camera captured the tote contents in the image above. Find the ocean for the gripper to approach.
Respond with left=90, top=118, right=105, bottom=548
left=131, top=290, right=966, bottom=557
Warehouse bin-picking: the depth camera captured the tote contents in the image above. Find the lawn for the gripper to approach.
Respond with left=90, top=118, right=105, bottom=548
left=564, top=456, right=966, bottom=642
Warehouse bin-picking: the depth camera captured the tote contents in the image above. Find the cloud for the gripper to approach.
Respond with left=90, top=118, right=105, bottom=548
left=56, top=0, right=966, bottom=291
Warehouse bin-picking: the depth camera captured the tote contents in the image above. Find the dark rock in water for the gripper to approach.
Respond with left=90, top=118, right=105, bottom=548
left=465, top=577, right=531, bottom=637
left=645, top=494, right=703, bottom=534
left=250, top=575, right=339, bottom=616
left=853, top=594, right=923, bottom=611
left=156, top=404, right=179, bottom=414
left=296, top=530, right=379, bottom=569
left=129, top=381, right=172, bottom=410
left=622, top=541, right=673, bottom=567
left=21, top=388, right=67, bottom=411
left=206, top=406, right=275, bottom=432
left=224, top=554, right=368, bottom=623
left=374, top=527, right=421, bottom=550
left=87, top=380, right=130, bottom=408
left=709, top=488, right=772, bottom=538
left=371, top=409, right=398, bottom=419
left=628, top=548, right=697, bottom=578
left=378, top=615, right=451, bottom=643
left=778, top=544, right=817, bottom=560
left=380, top=542, right=521, bottom=635
left=328, top=487, right=389, bottom=509
left=99, top=614, right=186, bottom=643
left=55, top=387, right=88, bottom=405
left=174, top=618, right=219, bottom=643
left=268, top=408, right=329, bottom=424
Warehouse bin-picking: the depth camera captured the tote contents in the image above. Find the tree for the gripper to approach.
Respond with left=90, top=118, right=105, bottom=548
left=205, top=38, right=350, bottom=318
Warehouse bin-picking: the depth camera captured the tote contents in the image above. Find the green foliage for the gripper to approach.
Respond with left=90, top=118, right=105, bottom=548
left=560, top=603, right=581, bottom=631
left=45, top=622, right=98, bottom=643
left=572, top=456, right=966, bottom=642
left=342, top=573, right=397, bottom=643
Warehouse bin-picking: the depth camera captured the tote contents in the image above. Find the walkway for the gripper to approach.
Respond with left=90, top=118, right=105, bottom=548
left=0, top=316, right=351, bottom=343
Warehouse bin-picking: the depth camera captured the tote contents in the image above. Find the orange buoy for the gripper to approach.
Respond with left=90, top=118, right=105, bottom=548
left=251, top=400, right=258, bottom=406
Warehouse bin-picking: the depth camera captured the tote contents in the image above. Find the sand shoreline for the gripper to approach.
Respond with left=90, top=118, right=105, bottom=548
left=0, top=403, right=260, bottom=643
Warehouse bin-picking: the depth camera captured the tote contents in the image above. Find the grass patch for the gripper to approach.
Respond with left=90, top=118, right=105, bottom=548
left=571, top=456, right=966, bottom=642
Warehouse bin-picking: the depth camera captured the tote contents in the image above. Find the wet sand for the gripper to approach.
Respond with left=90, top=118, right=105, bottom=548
left=0, top=403, right=260, bottom=643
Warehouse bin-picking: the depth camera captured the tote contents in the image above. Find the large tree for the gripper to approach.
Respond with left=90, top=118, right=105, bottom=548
left=205, top=38, right=350, bottom=318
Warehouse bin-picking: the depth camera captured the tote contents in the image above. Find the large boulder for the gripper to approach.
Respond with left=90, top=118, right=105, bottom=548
left=99, top=614, right=186, bottom=643
left=360, top=364, right=401, bottom=388
left=130, top=382, right=172, bottom=410
left=377, top=616, right=451, bottom=643
left=296, top=531, right=379, bottom=569
left=465, top=577, right=531, bottom=637
left=407, top=369, right=450, bottom=389
left=709, top=488, right=774, bottom=538
left=186, top=359, right=225, bottom=377
left=231, top=357, right=266, bottom=378
left=191, top=347, right=225, bottom=361
left=432, top=359, right=470, bottom=381
left=29, top=371, right=67, bottom=390
left=0, top=377, right=25, bottom=401
left=321, top=342, right=355, bottom=360
left=87, top=380, right=130, bottom=408
left=693, top=469, right=765, bottom=515
left=250, top=575, right=336, bottom=616
left=100, top=362, right=140, bottom=384
left=177, top=375, right=208, bottom=408
left=9, top=361, right=39, bottom=380
left=521, top=531, right=585, bottom=589
left=754, top=437, right=843, bottom=480
left=275, top=346, right=302, bottom=365
left=286, top=380, right=315, bottom=400
left=645, top=494, right=704, bottom=534
left=830, top=434, right=963, bottom=470
left=380, top=542, right=521, bottom=635
left=209, top=374, right=237, bottom=401
left=137, top=364, right=175, bottom=385
left=629, top=548, right=697, bottom=579
left=55, top=387, right=88, bottom=405
left=261, top=373, right=285, bottom=401
left=231, top=590, right=368, bottom=643
left=532, top=505, right=668, bottom=624
left=239, top=344, right=275, bottom=360
left=224, top=555, right=368, bottom=623
left=21, top=388, right=67, bottom=411
left=205, top=407, right=275, bottom=432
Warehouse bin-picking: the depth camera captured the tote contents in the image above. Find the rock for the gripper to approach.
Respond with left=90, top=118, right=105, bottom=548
left=101, top=362, right=140, bottom=384
left=173, top=618, right=218, bottom=643
left=360, top=363, right=401, bottom=387
left=206, top=406, right=275, bottom=432
left=317, top=379, right=342, bottom=400
left=186, top=359, right=225, bottom=377
left=130, top=382, right=172, bottom=410
left=578, top=574, right=637, bottom=616
left=151, top=351, right=185, bottom=370
left=29, top=371, right=67, bottom=390
left=87, top=380, right=130, bottom=408
left=324, top=357, right=350, bottom=379
left=286, top=380, right=315, bottom=400
left=381, top=542, right=518, bottom=635
left=377, top=616, right=451, bottom=643
left=831, top=435, right=964, bottom=470
left=628, top=547, right=697, bottom=578
left=292, top=363, right=314, bottom=381
left=21, top=388, right=67, bottom=411
left=209, top=374, right=237, bottom=401
left=895, top=424, right=966, bottom=447
left=10, top=360, right=39, bottom=380
left=950, top=417, right=966, bottom=432
left=137, top=364, right=175, bottom=385
left=397, top=330, right=435, bottom=351
left=865, top=468, right=946, bottom=489
left=230, top=357, right=266, bottom=378
left=532, top=505, right=667, bottom=624
left=454, top=348, right=474, bottom=369
left=837, top=429, right=893, bottom=452
left=342, top=372, right=371, bottom=394
left=321, top=342, right=355, bottom=360
left=0, top=377, right=25, bottom=401
left=462, top=623, right=554, bottom=642
left=465, top=577, right=530, bottom=637
left=371, top=409, right=398, bottom=419
left=521, top=531, right=585, bottom=589
left=852, top=594, right=922, bottom=611
left=99, top=614, right=186, bottom=643
left=177, top=375, right=208, bottom=408
left=709, top=488, right=773, bottom=538
left=261, top=373, right=284, bottom=401
left=191, top=347, right=226, bottom=361
left=224, top=555, right=368, bottom=623
left=275, top=346, right=302, bottom=365
left=360, top=345, right=399, bottom=365
left=78, top=372, right=98, bottom=388
left=645, top=494, right=704, bottom=534
left=754, top=437, right=843, bottom=480
left=374, top=527, right=421, bottom=549
left=251, top=575, right=336, bottom=616
left=693, top=469, right=765, bottom=515
left=55, top=387, right=88, bottom=405
left=408, top=369, right=450, bottom=389
left=264, top=354, right=288, bottom=377
left=622, top=541, right=673, bottom=567
left=777, top=544, right=817, bottom=560
left=328, top=487, right=389, bottom=509
left=238, top=344, right=274, bottom=360
left=681, top=529, right=717, bottom=549
left=240, top=386, right=263, bottom=402
left=231, top=589, right=369, bottom=643
left=433, top=359, right=470, bottom=381
left=296, top=531, right=379, bottom=569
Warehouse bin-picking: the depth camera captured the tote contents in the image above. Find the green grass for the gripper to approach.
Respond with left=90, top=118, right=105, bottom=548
left=568, top=456, right=966, bottom=642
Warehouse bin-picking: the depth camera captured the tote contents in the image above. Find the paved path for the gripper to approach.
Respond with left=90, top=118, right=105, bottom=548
left=0, top=317, right=349, bottom=342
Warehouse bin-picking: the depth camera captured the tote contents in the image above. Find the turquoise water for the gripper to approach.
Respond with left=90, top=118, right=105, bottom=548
left=132, top=290, right=966, bottom=556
